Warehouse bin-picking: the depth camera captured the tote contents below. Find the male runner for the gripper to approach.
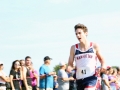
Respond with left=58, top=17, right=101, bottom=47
left=67, top=23, right=106, bottom=90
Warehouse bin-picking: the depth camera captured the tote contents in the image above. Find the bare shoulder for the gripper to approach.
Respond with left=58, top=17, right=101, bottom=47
left=92, top=42, right=100, bottom=52
left=70, top=45, right=75, bottom=54
left=22, top=66, right=27, bottom=71
left=71, top=45, right=75, bottom=49
left=92, top=42, right=99, bottom=49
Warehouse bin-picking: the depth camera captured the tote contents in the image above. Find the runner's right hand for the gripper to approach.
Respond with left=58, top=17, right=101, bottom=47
left=66, top=66, right=73, bottom=73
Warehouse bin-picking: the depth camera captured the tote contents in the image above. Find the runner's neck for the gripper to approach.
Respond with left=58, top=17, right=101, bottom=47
left=79, top=40, right=90, bottom=50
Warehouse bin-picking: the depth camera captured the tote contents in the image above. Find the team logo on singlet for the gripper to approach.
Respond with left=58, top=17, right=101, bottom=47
left=76, top=54, right=93, bottom=60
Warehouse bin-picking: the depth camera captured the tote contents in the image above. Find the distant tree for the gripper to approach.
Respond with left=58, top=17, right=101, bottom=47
left=53, top=64, right=60, bottom=74
left=53, top=64, right=68, bottom=74
left=112, top=66, right=119, bottom=69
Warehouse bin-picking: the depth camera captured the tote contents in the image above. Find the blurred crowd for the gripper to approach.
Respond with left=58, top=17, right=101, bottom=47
left=0, top=56, right=120, bottom=90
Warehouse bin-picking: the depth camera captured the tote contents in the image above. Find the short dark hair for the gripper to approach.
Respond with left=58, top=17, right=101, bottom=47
left=25, top=56, right=31, bottom=60
left=74, top=23, right=88, bottom=32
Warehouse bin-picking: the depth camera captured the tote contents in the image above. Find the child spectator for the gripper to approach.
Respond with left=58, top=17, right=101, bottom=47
left=101, top=67, right=111, bottom=90
left=53, top=75, right=58, bottom=90
left=108, top=67, right=117, bottom=90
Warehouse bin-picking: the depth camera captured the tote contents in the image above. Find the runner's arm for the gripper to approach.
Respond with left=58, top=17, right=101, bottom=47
left=94, top=43, right=106, bottom=69
left=67, top=45, right=75, bottom=71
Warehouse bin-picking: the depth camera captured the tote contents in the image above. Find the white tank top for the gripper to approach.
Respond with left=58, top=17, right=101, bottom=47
left=74, top=42, right=97, bottom=79
left=0, top=70, right=6, bottom=84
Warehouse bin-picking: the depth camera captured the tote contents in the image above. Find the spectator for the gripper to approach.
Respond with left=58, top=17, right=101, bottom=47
left=116, top=67, right=120, bottom=89
left=0, top=61, right=10, bottom=90
left=68, top=66, right=76, bottom=90
left=53, top=75, right=58, bottom=90
left=96, top=67, right=102, bottom=90
left=39, top=56, right=56, bottom=90
left=57, top=61, right=74, bottom=90
left=10, top=60, right=23, bottom=90
left=20, top=59, right=25, bottom=66
left=22, top=56, right=32, bottom=90
left=101, top=67, right=111, bottom=90
left=108, top=67, right=117, bottom=90
left=19, top=59, right=25, bottom=88
left=112, top=68, right=118, bottom=90
left=29, top=62, right=39, bottom=90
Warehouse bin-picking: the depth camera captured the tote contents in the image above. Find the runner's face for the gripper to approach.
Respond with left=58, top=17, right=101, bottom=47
left=75, top=28, right=87, bottom=42
left=25, top=58, right=31, bottom=66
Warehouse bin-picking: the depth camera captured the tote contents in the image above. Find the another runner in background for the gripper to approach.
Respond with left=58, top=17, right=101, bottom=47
left=67, top=23, right=106, bottom=90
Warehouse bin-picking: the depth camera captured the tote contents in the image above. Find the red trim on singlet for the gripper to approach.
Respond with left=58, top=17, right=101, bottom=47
left=75, top=44, right=78, bottom=49
left=90, top=42, right=93, bottom=47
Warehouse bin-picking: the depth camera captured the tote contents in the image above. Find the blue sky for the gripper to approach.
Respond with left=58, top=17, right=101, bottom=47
left=0, top=0, right=120, bottom=75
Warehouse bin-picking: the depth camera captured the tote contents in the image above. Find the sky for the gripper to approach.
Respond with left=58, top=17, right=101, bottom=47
left=0, top=0, right=120, bottom=75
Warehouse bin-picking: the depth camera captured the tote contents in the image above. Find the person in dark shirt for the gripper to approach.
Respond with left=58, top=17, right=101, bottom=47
left=10, top=60, right=22, bottom=90
left=22, top=56, right=32, bottom=90
left=68, top=69, right=77, bottom=90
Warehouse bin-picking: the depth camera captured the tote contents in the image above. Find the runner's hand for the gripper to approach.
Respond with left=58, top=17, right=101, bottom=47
left=100, top=68, right=106, bottom=73
left=66, top=66, right=73, bottom=73
left=108, top=86, right=111, bottom=90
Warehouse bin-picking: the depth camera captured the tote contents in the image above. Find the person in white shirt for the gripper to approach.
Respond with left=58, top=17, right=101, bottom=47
left=0, top=61, right=10, bottom=90
left=57, top=61, right=74, bottom=90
